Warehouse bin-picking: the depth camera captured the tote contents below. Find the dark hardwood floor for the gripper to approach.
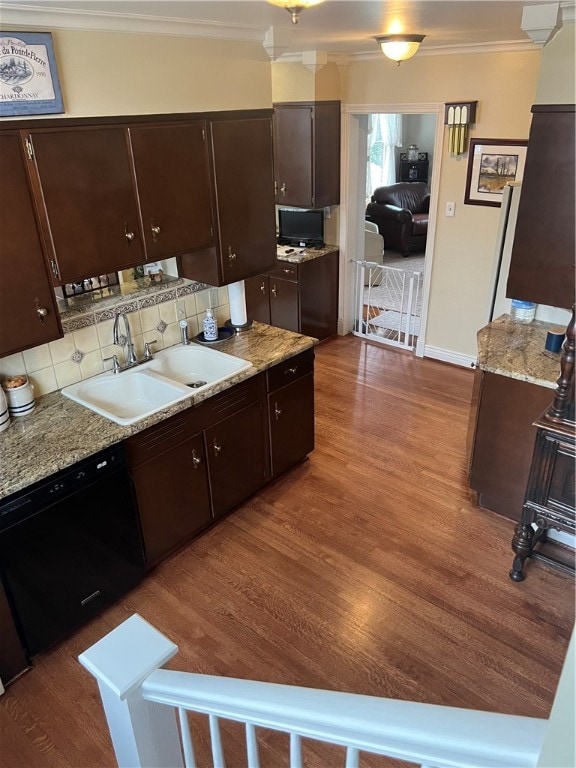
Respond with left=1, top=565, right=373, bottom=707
left=1, top=335, right=574, bottom=767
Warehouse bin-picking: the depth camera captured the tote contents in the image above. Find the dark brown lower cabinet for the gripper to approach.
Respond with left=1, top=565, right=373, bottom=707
left=126, top=354, right=314, bottom=568
left=206, top=400, right=269, bottom=519
left=267, top=349, right=315, bottom=478
left=125, top=413, right=212, bottom=568
left=126, top=374, right=270, bottom=566
left=468, top=370, right=554, bottom=521
left=245, top=251, right=339, bottom=341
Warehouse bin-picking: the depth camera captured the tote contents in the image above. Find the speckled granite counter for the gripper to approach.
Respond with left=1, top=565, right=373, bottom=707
left=477, top=315, right=562, bottom=389
left=0, top=322, right=315, bottom=501
left=276, top=244, right=338, bottom=265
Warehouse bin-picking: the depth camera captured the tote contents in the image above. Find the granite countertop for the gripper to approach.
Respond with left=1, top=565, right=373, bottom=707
left=276, top=244, right=338, bottom=265
left=0, top=322, right=315, bottom=501
left=477, top=315, right=563, bottom=388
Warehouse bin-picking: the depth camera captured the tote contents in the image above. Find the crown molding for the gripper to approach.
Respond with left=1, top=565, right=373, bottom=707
left=0, top=3, right=267, bottom=41
left=560, top=1, right=576, bottom=22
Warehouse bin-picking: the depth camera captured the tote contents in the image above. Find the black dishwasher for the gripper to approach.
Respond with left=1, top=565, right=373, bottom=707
left=0, top=444, right=145, bottom=657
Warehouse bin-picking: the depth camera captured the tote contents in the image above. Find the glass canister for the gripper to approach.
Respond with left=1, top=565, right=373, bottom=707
left=510, top=299, right=537, bottom=324
left=408, top=144, right=419, bottom=161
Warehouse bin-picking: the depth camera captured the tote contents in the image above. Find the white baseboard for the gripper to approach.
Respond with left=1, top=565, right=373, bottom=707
left=423, top=345, right=477, bottom=369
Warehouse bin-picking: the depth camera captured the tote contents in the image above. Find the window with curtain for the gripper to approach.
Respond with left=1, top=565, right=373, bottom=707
left=366, top=113, right=402, bottom=202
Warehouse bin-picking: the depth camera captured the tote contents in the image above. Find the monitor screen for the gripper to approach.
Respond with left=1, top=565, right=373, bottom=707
left=278, top=209, right=324, bottom=246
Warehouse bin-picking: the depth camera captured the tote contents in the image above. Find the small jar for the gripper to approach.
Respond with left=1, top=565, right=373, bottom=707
left=408, top=144, right=419, bottom=161
left=510, top=299, right=537, bottom=324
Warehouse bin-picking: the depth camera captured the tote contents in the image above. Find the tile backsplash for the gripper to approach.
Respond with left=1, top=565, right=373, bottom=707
left=0, top=280, right=230, bottom=397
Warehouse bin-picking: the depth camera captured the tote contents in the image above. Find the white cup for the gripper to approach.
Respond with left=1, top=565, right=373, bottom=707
left=2, top=376, right=35, bottom=417
left=0, top=388, right=9, bottom=432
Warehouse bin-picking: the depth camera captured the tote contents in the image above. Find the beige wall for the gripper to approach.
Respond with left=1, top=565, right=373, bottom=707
left=345, top=50, right=542, bottom=357
left=535, top=22, right=576, bottom=104
left=271, top=61, right=341, bottom=102
left=1, top=29, right=272, bottom=118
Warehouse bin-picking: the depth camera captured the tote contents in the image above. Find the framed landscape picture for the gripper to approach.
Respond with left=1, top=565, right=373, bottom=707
left=464, top=138, right=528, bottom=207
left=0, top=32, right=64, bottom=117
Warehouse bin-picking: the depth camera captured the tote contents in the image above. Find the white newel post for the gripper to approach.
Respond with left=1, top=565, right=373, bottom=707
left=78, top=614, right=184, bottom=768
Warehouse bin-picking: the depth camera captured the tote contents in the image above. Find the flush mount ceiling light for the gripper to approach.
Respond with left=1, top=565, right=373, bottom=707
left=375, top=34, right=426, bottom=65
left=267, top=0, right=325, bottom=25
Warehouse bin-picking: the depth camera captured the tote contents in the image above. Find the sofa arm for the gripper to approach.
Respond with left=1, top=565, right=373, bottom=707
left=366, top=202, right=412, bottom=224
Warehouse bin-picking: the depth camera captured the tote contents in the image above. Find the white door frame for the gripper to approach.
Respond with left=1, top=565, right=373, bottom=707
left=338, top=102, right=445, bottom=357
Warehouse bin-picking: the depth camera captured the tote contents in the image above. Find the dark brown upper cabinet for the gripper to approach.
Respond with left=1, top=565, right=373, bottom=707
left=273, top=101, right=341, bottom=209
left=506, top=104, right=575, bottom=309
left=0, top=132, right=62, bottom=356
left=24, top=126, right=145, bottom=285
left=179, top=115, right=277, bottom=286
left=128, top=122, right=214, bottom=261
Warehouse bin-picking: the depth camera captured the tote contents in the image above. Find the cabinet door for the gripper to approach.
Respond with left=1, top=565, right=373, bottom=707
left=131, top=433, right=211, bottom=567
left=274, top=106, right=313, bottom=206
left=129, top=122, right=214, bottom=260
left=205, top=401, right=268, bottom=519
left=210, top=118, right=277, bottom=283
left=269, top=373, right=315, bottom=478
left=245, top=275, right=271, bottom=324
left=270, top=278, right=300, bottom=333
left=507, top=106, right=575, bottom=309
left=0, top=132, right=62, bottom=357
left=26, top=127, right=144, bottom=284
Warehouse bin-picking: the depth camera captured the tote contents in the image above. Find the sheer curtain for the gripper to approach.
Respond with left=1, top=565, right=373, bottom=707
left=366, top=113, right=402, bottom=202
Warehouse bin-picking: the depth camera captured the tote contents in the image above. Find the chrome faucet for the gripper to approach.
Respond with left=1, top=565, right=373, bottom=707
left=113, top=312, right=138, bottom=367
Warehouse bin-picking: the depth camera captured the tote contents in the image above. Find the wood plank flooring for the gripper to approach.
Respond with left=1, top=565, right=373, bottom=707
left=1, top=335, right=574, bottom=767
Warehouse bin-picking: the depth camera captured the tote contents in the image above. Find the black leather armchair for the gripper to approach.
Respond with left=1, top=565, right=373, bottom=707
left=366, top=182, right=430, bottom=257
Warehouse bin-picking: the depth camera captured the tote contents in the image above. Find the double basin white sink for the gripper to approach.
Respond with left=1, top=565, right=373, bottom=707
left=62, top=344, right=253, bottom=426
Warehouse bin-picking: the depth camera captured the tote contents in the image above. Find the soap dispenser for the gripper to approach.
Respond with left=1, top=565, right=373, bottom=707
left=203, top=308, right=218, bottom=341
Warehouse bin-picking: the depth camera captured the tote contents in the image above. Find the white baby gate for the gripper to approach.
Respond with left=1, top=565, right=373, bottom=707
left=79, top=613, right=573, bottom=768
left=354, top=261, right=422, bottom=351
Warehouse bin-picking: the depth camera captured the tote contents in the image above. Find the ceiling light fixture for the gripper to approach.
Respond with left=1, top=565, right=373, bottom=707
left=267, top=0, right=325, bottom=25
left=375, top=34, right=426, bottom=65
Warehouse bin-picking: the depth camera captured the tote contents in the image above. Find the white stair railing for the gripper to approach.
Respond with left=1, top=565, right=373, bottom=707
left=79, top=614, right=572, bottom=768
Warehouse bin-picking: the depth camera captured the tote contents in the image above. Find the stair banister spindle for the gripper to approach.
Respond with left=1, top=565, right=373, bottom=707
left=290, top=732, right=303, bottom=768
left=178, top=708, right=196, bottom=768
left=209, top=714, right=226, bottom=768
left=245, top=722, right=260, bottom=767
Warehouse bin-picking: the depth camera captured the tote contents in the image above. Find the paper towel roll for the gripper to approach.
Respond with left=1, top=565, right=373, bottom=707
left=228, top=280, right=248, bottom=326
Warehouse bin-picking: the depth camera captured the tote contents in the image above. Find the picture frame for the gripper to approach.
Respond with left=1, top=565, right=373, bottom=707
left=464, top=138, right=528, bottom=207
left=0, top=32, right=64, bottom=117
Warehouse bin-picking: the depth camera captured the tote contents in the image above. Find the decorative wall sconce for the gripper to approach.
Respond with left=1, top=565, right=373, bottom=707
left=445, top=101, right=478, bottom=155
left=375, top=34, right=426, bottom=65
left=267, top=0, right=325, bottom=25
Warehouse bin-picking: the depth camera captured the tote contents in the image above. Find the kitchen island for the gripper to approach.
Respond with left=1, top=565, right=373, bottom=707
left=468, top=315, right=563, bottom=521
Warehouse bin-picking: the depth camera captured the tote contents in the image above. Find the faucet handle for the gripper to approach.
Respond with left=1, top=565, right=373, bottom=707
left=103, top=354, right=121, bottom=374
left=143, top=340, right=157, bottom=360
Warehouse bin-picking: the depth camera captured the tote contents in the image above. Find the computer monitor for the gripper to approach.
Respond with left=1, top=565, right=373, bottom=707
left=278, top=208, right=324, bottom=246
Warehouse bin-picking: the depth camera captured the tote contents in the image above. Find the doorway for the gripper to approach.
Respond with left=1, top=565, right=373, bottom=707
left=338, top=102, right=445, bottom=357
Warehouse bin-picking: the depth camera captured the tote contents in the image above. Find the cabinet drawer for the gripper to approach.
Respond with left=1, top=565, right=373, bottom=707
left=195, top=375, right=264, bottom=425
left=267, top=264, right=299, bottom=282
left=267, top=348, right=314, bottom=392
left=125, top=410, right=199, bottom=466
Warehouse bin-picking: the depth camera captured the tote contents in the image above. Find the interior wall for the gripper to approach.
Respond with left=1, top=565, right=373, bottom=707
left=535, top=22, right=575, bottom=104
left=0, top=29, right=273, bottom=119
left=271, top=61, right=316, bottom=101
left=345, top=50, right=541, bottom=358
left=396, top=113, right=436, bottom=181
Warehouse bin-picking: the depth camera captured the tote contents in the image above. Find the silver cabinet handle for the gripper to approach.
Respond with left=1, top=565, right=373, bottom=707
left=271, top=284, right=277, bottom=298
left=280, top=182, right=286, bottom=195
left=35, top=299, right=48, bottom=323
left=228, top=246, right=237, bottom=263
left=260, top=281, right=266, bottom=294
left=125, top=224, right=136, bottom=243
left=274, top=402, right=282, bottom=421
left=192, top=449, right=202, bottom=469
left=284, top=366, right=298, bottom=375
left=212, top=438, right=222, bottom=457
left=150, top=222, right=162, bottom=242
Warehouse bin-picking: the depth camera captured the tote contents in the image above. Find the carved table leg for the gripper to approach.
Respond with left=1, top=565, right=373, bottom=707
left=510, top=522, right=534, bottom=581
